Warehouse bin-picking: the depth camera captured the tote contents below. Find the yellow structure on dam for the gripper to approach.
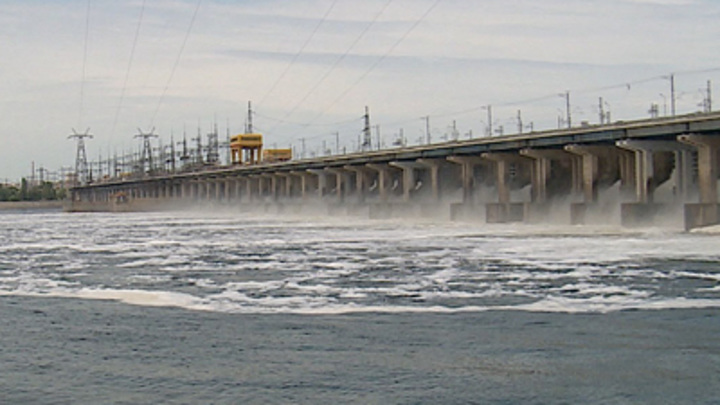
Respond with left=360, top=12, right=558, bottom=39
left=230, top=133, right=263, bottom=165
left=262, top=148, right=292, bottom=163
left=230, top=133, right=293, bottom=165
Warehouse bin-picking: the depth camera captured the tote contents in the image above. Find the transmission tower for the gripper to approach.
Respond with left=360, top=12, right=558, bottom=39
left=193, top=128, right=203, bottom=165
left=168, top=133, right=176, bottom=172
left=246, top=101, right=254, bottom=133
left=178, top=131, right=190, bottom=168
left=206, top=122, right=220, bottom=164
left=362, top=106, right=372, bottom=152
left=134, top=127, right=158, bottom=175
left=225, top=121, right=231, bottom=164
left=68, top=128, right=93, bottom=185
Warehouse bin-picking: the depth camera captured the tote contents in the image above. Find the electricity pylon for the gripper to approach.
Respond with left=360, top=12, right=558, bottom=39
left=135, top=127, right=159, bottom=175
left=68, top=128, right=93, bottom=185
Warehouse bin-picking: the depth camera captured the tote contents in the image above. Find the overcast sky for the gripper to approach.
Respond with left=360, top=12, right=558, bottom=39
left=2, top=0, right=720, bottom=181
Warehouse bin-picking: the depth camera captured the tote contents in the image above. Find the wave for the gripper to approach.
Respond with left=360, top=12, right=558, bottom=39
left=2, top=286, right=719, bottom=315
left=2, top=211, right=719, bottom=316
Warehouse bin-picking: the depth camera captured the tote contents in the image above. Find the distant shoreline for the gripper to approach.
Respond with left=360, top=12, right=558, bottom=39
left=0, top=201, right=64, bottom=211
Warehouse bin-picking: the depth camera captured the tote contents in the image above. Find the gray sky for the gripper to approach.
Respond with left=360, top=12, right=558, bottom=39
left=2, top=0, right=720, bottom=181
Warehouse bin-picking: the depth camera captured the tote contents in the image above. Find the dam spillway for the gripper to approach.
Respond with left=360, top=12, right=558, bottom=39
left=67, top=112, right=720, bottom=230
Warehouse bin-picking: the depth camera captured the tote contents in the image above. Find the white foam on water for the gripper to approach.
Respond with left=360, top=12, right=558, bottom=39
left=0, top=285, right=209, bottom=311
left=1, top=280, right=719, bottom=315
left=205, top=289, right=336, bottom=309
left=222, top=280, right=292, bottom=292
left=117, top=256, right=189, bottom=269
left=420, top=289, right=498, bottom=300
left=690, top=224, right=720, bottom=234
left=0, top=273, right=79, bottom=292
left=507, top=295, right=720, bottom=314
left=126, top=274, right=173, bottom=283
left=671, top=271, right=720, bottom=282
left=72, top=288, right=204, bottom=308
left=283, top=282, right=345, bottom=295
left=338, top=289, right=369, bottom=299
left=2, top=211, right=719, bottom=315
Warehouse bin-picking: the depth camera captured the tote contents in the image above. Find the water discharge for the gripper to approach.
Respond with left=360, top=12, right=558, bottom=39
left=2, top=210, right=718, bottom=315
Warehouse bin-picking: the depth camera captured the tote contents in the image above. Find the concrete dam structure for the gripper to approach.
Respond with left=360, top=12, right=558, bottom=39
left=67, top=112, right=720, bottom=230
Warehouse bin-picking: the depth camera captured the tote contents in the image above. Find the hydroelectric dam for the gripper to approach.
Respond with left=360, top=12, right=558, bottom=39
left=67, top=112, right=720, bottom=230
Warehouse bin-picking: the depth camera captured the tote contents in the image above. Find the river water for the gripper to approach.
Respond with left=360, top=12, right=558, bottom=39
left=1, top=209, right=719, bottom=403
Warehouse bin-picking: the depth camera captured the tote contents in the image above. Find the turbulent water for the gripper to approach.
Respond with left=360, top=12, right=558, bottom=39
left=1, top=209, right=719, bottom=403
left=2, top=210, right=719, bottom=314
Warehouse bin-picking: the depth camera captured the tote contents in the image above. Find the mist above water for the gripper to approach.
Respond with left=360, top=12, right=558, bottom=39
left=1, top=209, right=718, bottom=314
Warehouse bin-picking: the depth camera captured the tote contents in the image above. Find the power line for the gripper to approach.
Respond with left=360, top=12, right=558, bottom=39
left=311, top=0, right=442, bottom=123
left=78, top=0, right=92, bottom=128
left=254, top=111, right=361, bottom=127
left=544, top=68, right=720, bottom=99
left=256, top=116, right=362, bottom=147
left=674, top=66, right=720, bottom=76
left=569, top=74, right=666, bottom=95
left=371, top=69, right=720, bottom=135
left=110, top=0, right=147, bottom=142
left=256, top=0, right=340, bottom=109
left=255, top=110, right=363, bottom=150
left=150, top=0, right=203, bottom=127
left=426, top=74, right=671, bottom=122
left=268, top=0, right=395, bottom=132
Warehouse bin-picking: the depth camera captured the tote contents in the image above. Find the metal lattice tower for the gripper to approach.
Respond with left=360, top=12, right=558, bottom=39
left=193, top=128, right=203, bottom=165
left=362, top=106, right=372, bottom=152
left=168, top=133, right=176, bottom=172
left=246, top=101, right=253, bottom=133
left=68, top=128, right=93, bottom=185
left=206, top=123, right=219, bottom=164
left=179, top=132, right=190, bottom=167
left=134, top=127, right=158, bottom=175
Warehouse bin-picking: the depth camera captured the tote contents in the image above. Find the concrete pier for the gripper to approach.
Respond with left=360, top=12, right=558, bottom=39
left=615, top=140, right=693, bottom=226
left=678, top=134, right=720, bottom=229
left=481, top=152, right=530, bottom=223
left=447, top=155, right=486, bottom=221
left=520, top=148, right=576, bottom=222
left=68, top=113, right=720, bottom=230
left=564, top=144, right=621, bottom=225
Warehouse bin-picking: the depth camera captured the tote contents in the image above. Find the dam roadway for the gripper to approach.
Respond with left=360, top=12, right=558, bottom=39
left=68, top=112, right=720, bottom=230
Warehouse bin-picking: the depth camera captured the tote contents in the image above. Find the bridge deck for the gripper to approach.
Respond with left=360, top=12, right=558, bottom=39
left=73, top=112, right=720, bottom=189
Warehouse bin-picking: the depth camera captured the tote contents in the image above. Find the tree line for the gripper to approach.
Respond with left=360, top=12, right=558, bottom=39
left=0, top=179, right=66, bottom=202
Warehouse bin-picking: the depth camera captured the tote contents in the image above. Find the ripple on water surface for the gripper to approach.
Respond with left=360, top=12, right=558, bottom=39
left=0, top=211, right=719, bottom=314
